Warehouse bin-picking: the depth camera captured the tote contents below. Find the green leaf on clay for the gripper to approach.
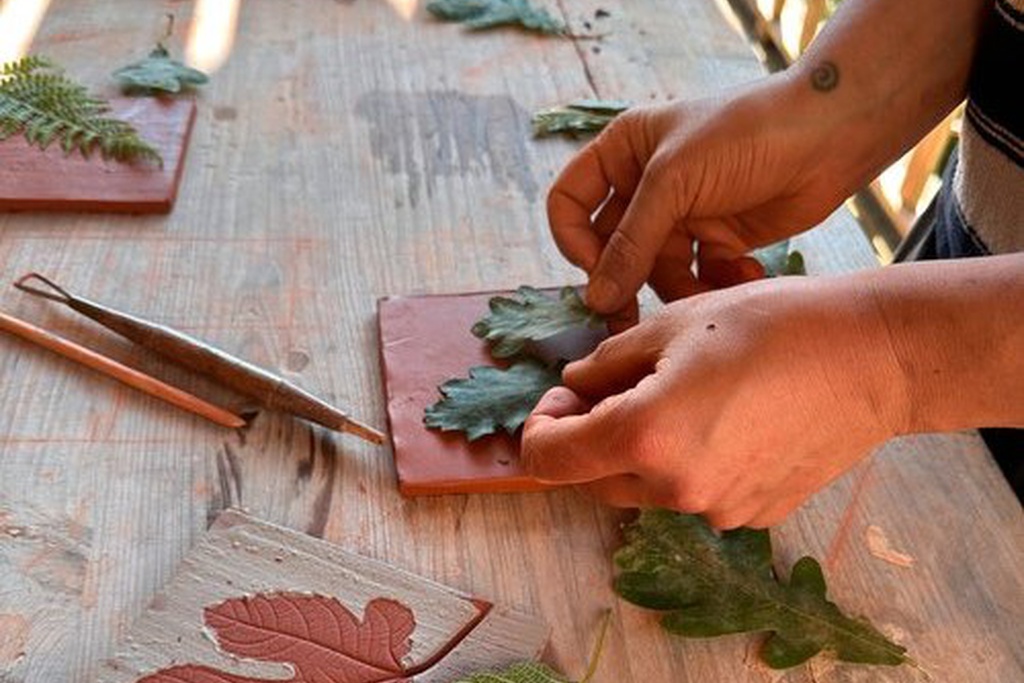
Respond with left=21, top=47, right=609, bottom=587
left=0, top=55, right=162, bottom=164
left=425, top=360, right=561, bottom=441
left=453, top=662, right=572, bottom=683
left=114, top=44, right=208, bottom=95
left=613, top=510, right=909, bottom=669
left=754, top=240, right=807, bottom=277
left=532, top=99, right=630, bottom=137
left=426, top=0, right=565, bottom=35
left=472, top=286, right=604, bottom=359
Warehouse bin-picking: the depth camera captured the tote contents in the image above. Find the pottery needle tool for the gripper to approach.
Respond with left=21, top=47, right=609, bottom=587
left=15, top=273, right=385, bottom=445
left=0, top=310, right=246, bottom=429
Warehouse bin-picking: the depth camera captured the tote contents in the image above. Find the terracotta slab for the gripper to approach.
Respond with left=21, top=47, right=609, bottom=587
left=90, top=510, right=549, bottom=683
left=378, top=289, right=604, bottom=497
left=0, top=97, right=196, bottom=213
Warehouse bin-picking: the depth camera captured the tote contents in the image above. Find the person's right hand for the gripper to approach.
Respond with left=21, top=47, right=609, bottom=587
left=548, top=72, right=871, bottom=324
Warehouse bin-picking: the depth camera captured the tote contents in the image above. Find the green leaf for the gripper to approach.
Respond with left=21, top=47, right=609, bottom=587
left=753, top=240, right=807, bottom=277
left=532, top=99, right=630, bottom=138
left=452, top=661, right=572, bottom=683
left=472, top=286, right=604, bottom=359
left=614, top=510, right=909, bottom=669
left=424, top=360, right=561, bottom=440
left=426, top=0, right=565, bottom=34
left=0, top=56, right=162, bottom=164
left=113, top=43, right=208, bottom=95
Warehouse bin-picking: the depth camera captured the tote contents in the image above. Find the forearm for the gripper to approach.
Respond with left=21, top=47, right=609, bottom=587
left=863, top=254, right=1024, bottom=434
left=777, top=0, right=991, bottom=194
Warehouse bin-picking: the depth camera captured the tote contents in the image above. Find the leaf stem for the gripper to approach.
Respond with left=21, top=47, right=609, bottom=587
left=580, top=608, right=612, bottom=683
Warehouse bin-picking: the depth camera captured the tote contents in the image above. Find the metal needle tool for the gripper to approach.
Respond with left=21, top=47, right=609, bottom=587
left=15, top=273, right=384, bottom=444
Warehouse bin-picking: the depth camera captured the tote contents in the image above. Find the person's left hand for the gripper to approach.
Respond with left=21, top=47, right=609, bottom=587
left=520, top=274, right=909, bottom=529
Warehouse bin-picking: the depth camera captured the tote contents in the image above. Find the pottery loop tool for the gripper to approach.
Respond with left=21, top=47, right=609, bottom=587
left=14, top=273, right=384, bottom=445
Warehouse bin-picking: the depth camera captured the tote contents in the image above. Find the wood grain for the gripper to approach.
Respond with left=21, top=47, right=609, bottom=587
left=0, top=97, right=196, bottom=213
left=1, top=1, right=1021, bottom=683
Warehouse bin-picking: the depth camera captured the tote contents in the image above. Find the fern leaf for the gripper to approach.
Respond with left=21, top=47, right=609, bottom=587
left=0, top=56, right=162, bottom=165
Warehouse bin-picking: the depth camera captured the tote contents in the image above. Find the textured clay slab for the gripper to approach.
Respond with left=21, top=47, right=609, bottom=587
left=378, top=289, right=604, bottom=496
left=0, top=97, right=196, bottom=213
left=91, top=510, right=549, bottom=683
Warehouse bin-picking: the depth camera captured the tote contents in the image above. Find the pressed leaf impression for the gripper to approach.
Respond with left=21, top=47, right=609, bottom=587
left=532, top=99, right=630, bottom=138
left=0, top=56, right=161, bottom=164
left=135, top=591, right=576, bottom=683
left=614, top=510, right=909, bottom=669
left=425, top=286, right=603, bottom=441
left=426, top=0, right=565, bottom=35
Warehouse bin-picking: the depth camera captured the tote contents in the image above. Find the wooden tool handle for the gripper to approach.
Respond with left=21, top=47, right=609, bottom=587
left=0, top=311, right=246, bottom=429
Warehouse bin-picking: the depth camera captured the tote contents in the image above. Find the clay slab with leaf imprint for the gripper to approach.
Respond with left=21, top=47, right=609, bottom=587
left=378, top=288, right=605, bottom=496
left=90, top=510, right=549, bottom=683
left=0, top=97, right=195, bottom=213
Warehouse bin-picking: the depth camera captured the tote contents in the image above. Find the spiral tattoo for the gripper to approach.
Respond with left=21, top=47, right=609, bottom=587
left=811, top=61, right=839, bottom=92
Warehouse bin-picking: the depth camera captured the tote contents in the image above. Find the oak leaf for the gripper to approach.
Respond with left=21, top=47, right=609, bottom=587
left=424, top=360, right=562, bottom=440
left=613, top=510, right=909, bottom=669
left=532, top=100, right=630, bottom=138
left=471, top=286, right=603, bottom=359
left=426, top=0, right=565, bottom=35
left=114, top=44, right=208, bottom=95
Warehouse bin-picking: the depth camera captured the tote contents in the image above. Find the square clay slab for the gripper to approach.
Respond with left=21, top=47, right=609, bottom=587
left=378, top=288, right=605, bottom=496
left=90, top=510, right=548, bottom=683
left=0, top=96, right=196, bottom=213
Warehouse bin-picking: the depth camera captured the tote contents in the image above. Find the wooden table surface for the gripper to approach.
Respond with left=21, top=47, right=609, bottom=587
left=1, top=1, right=1022, bottom=681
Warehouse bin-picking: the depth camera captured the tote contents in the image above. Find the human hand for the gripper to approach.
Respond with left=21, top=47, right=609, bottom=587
left=520, top=275, right=909, bottom=529
left=548, top=75, right=863, bottom=325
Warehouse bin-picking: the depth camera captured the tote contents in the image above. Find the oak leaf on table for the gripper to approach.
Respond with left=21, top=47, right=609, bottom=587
left=614, top=510, right=909, bottom=669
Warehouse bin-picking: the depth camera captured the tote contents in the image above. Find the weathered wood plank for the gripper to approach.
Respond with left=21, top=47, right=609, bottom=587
left=1, top=1, right=1021, bottom=683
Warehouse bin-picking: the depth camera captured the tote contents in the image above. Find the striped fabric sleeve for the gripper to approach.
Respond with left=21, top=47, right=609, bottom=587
left=951, top=0, right=1024, bottom=254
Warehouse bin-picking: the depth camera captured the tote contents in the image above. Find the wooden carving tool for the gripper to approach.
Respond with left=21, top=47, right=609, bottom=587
left=0, top=310, right=245, bottom=429
left=15, top=273, right=384, bottom=445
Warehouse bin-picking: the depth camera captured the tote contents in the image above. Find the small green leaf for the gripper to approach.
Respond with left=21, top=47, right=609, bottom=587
left=532, top=99, right=630, bottom=137
left=113, top=44, right=208, bottom=95
left=472, top=286, right=604, bottom=359
left=427, top=0, right=565, bottom=35
left=614, top=510, right=909, bottom=669
left=424, top=360, right=561, bottom=440
left=753, top=240, right=807, bottom=277
left=452, top=661, right=571, bottom=683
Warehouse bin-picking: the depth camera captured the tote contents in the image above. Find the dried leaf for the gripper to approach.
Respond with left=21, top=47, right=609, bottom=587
left=426, top=0, right=565, bottom=34
left=754, top=240, right=806, bottom=277
left=452, top=662, right=572, bottom=682
left=614, top=510, right=909, bottom=669
left=424, top=360, right=562, bottom=440
left=532, top=99, right=630, bottom=138
left=472, top=286, right=604, bottom=359
left=137, top=594, right=415, bottom=683
left=114, top=44, right=208, bottom=95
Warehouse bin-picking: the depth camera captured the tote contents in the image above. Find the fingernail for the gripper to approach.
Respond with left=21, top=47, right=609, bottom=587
left=587, top=275, right=620, bottom=311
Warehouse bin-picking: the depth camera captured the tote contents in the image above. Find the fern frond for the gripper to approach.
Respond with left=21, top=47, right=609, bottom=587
left=0, top=56, right=162, bottom=165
